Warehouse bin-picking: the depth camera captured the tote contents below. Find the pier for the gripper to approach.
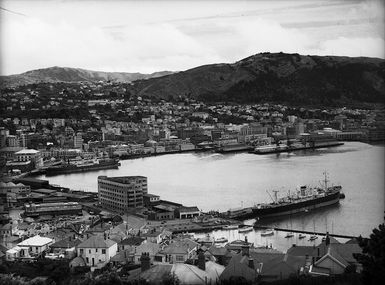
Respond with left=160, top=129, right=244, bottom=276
left=254, top=225, right=362, bottom=239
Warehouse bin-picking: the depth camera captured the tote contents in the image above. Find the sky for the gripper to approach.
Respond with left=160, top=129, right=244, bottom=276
left=0, top=0, right=384, bottom=75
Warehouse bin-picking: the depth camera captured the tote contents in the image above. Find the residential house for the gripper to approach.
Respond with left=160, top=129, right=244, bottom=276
left=158, top=238, right=199, bottom=264
left=6, top=235, right=53, bottom=261
left=76, top=235, right=118, bottom=270
left=132, top=242, right=160, bottom=264
left=118, top=236, right=144, bottom=252
left=126, top=252, right=225, bottom=285
left=49, top=236, right=82, bottom=259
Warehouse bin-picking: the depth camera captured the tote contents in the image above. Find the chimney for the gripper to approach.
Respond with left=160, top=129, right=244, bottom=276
left=241, top=245, right=249, bottom=257
left=325, top=232, right=330, bottom=246
left=248, top=258, right=254, bottom=269
left=140, top=252, right=151, bottom=272
left=198, top=251, right=206, bottom=271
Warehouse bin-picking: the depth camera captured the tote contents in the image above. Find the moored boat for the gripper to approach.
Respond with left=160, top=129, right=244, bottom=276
left=238, top=226, right=253, bottom=233
left=309, top=235, right=318, bottom=241
left=215, top=237, right=228, bottom=243
left=223, top=224, right=239, bottom=230
left=261, top=229, right=274, bottom=236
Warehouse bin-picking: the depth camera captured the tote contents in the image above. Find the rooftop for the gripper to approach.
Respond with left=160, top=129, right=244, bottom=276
left=77, top=235, right=116, bottom=249
left=18, top=235, right=53, bottom=247
left=15, top=149, right=39, bottom=154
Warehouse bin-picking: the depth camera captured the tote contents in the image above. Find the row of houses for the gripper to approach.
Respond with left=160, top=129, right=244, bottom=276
left=3, top=230, right=363, bottom=284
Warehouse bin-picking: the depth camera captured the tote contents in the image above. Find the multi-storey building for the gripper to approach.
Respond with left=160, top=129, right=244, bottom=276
left=98, top=176, right=148, bottom=212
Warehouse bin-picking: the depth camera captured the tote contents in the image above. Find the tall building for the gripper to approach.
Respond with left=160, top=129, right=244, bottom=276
left=98, top=176, right=148, bottom=212
left=74, top=132, right=83, bottom=149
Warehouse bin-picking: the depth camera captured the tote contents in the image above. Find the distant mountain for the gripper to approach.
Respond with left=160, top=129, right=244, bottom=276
left=0, top=66, right=174, bottom=87
left=130, top=52, right=385, bottom=105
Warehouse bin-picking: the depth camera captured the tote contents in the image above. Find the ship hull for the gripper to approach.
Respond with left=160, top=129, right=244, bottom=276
left=231, top=191, right=341, bottom=220
left=46, top=161, right=119, bottom=176
left=253, top=142, right=344, bottom=155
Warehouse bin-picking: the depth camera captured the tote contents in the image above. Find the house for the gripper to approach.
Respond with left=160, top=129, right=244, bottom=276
left=140, top=228, right=163, bottom=244
left=132, top=242, right=161, bottom=264
left=158, top=238, right=199, bottom=264
left=220, top=245, right=283, bottom=283
left=309, top=246, right=349, bottom=276
left=287, top=235, right=363, bottom=276
left=6, top=235, right=53, bottom=261
left=126, top=252, right=225, bottom=285
left=259, top=254, right=307, bottom=282
left=0, top=223, right=12, bottom=238
left=207, top=245, right=234, bottom=266
left=118, top=236, right=144, bottom=252
left=110, top=249, right=133, bottom=266
left=49, top=236, right=82, bottom=259
left=76, top=235, right=117, bottom=270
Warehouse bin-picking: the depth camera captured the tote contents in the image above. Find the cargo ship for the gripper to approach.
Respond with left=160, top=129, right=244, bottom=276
left=252, top=135, right=344, bottom=155
left=224, top=172, right=343, bottom=220
left=46, top=158, right=120, bottom=176
left=216, top=143, right=253, bottom=153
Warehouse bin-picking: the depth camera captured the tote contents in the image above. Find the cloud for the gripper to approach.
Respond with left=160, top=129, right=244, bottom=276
left=1, top=0, right=384, bottom=75
left=315, top=37, right=385, bottom=58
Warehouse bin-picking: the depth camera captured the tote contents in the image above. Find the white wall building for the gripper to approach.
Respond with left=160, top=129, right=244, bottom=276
left=6, top=235, right=54, bottom=261
left=77, top=235, right=118, bottom=271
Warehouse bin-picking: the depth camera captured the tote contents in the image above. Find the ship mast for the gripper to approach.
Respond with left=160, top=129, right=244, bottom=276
left=272, top=190, right=279, bottom=204
left=323, top=171, right=329, bottom=191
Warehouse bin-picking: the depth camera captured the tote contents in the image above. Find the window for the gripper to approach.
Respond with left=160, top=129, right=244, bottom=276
left=102, top=249, right=106, bottom=254
left=176, top=255, right=184, bottom=262
left=80, top=249, right=84, bottom=255
left=96, top=248, right=98, bottom=252
left=89, top=249, right=91, bottom=254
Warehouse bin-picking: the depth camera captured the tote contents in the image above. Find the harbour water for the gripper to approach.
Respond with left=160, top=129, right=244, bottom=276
left=37, top=142, right=384, bottom=239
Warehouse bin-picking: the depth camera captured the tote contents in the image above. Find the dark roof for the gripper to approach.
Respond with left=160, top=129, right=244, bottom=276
left=178, top=206, right=200, bottom=212
left=77, top=235, right=116, bottom=249
left=50, top=237, right=82, bottom=249
left=261, top=254, right=306, bottom=278
left=209, top=245, right=230, bottom=256
left=119, top=237, right=145, bottom=246
left=126, top=264, right=172, bottom=282
left=219, top=253, right=260, bottom=282
left=110, top=249, right=132, bottom=263
left=286, top=245, right=317, bottom=257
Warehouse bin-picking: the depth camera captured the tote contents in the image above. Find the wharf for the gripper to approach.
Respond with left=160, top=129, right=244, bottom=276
left=254, top=225, right=360, bottom=239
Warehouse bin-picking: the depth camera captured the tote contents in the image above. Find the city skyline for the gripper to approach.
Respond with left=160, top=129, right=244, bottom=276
left=1, top=0, right=384, bottom=75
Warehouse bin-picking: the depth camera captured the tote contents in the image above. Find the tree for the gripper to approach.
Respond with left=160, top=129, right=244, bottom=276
left=354, top=222, right=385, bottom=285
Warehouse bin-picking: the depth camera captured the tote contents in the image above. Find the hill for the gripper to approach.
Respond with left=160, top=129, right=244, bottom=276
left=0, top=66, right=174, bottom=87
left=130, top=52, right=385, bottom=105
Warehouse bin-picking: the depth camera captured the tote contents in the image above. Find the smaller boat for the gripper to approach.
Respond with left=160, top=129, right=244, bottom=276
left=285, top=232, right=294, bottom=238
left=298, top=233, right=306, bottom=239
left=309, top=235, right=318, bottom=241
left=223, top=224, right=239, bottom=230
left=215, top=237, right=228, bottom=243
left=238, top=226, right=253, bottom=233
left=261, top=228, right=274, bottom=236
